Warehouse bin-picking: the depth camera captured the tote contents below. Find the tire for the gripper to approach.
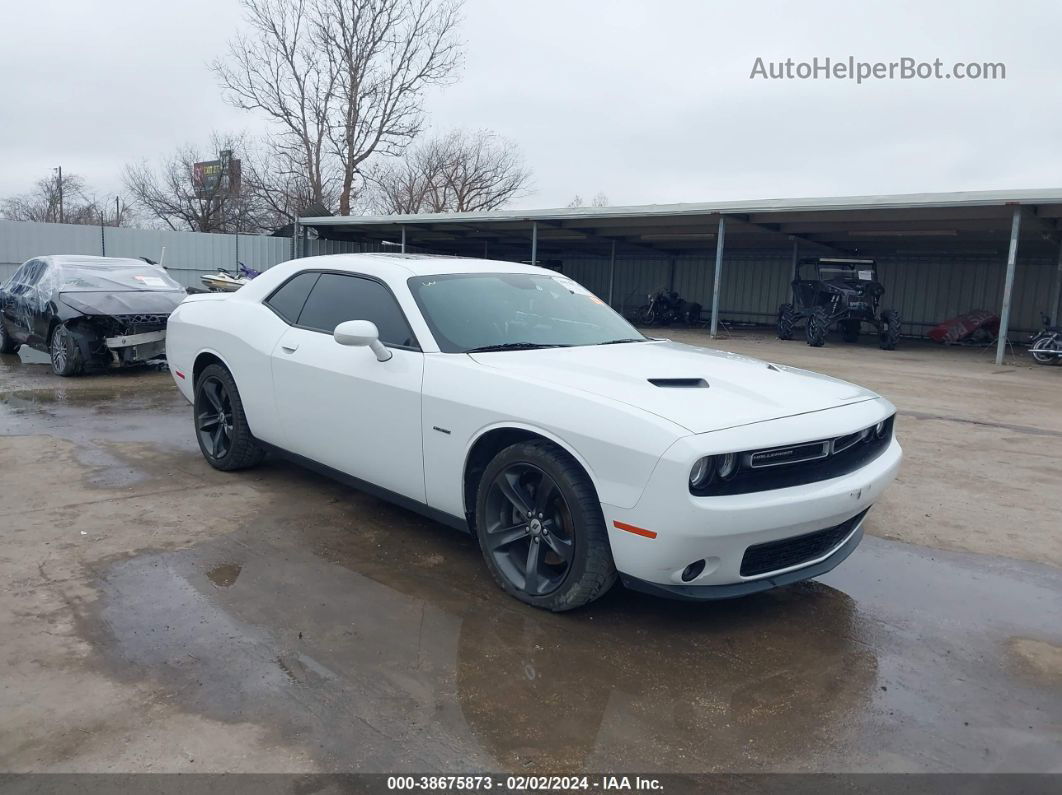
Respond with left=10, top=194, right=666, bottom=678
left=634, top=306, right=654, bottom=326
left=842, top=319, right=861, bottom=343
left=193, top=363, right=265, bottom=471
left=49, top=325, right=83, bottom=376
left=1030, top=336, right=1062, bottom=365
left=0, top=319, right=20, bottom=354
left=685, top=302, right=702, bottom=326
left=777, top=303, right=796, bottom=340
left=474, top=440, right=616, bottom=611
left=879, top=310, right=901, bottom=351
left=805, top=307, right=829, bottom=347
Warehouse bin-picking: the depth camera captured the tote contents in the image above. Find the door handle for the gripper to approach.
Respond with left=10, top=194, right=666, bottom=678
left=281, top=344, right=299, bottom=354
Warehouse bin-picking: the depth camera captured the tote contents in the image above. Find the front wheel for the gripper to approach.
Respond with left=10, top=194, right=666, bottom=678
left=879, top=310, right=901, bottom=350
left=777, top=303, right=796, bottom=340
left=475, top=440, right=616, bottom=611
left=193, top=364, right=265, bottom=470
left=50, top=325, right=83, bottom=376
left=805, top=307, right=829, bottom=347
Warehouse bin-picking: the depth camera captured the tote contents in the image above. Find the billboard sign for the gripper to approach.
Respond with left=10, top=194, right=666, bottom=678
left=192, top=150, right=241, bottom=198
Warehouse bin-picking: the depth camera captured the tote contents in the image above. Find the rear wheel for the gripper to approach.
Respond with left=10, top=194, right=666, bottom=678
left=777, top=303, right=796, bottom=340
left=0, top=320, right=20, bottom=354
left=805, top=307, right=829, bottom=347
left=193, top=364, right=265, bottom=471
left=50, top=325, right=83, bottom=376
left=842, top=319, right=861, bottom=343
left=879, top=310, right=901, bottom=350
left=475, top=440, right=616, bottom=611
left=1031, top=336, right=1062, bottom=365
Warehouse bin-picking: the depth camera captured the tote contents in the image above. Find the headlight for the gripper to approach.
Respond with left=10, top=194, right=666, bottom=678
left=717, top=452, right=738, bottom=480
left=874, top=420, right=886, bottom=439
left=689, top=457, right=714, bottom=489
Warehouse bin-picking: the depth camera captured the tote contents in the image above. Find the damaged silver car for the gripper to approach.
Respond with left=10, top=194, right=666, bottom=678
left=0, top=255, right=186, bottom=376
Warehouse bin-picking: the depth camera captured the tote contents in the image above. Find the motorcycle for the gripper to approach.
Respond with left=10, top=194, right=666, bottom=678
left=634, top=288, right=702, bottom=327
left=1029, top=312, right=1062, bottom=365
left=201, top=263, right=261, bottom=293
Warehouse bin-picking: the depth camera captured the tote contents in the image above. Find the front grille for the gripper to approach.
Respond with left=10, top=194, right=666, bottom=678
left=740, top=509, right=867, bottom=577
left=112, top=313, right=170, bottom=334
left=690, top=415, right=894, bottom=497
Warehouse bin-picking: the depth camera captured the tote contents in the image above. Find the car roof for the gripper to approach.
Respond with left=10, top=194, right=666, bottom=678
left=41, top=255, right=156, bottom=269
left=287, top=252, right=556, bottom=279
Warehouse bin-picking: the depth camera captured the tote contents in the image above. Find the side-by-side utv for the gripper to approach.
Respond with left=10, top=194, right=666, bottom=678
left=777, top=258, right=901, bottom=350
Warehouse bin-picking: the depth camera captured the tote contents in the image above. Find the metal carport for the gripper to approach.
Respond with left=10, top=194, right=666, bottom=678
left=300, top=189, right=1062, bottom=365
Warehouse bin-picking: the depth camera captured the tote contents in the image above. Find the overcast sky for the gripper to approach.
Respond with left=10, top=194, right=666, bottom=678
left=1, top=0, right=1059, bottom=212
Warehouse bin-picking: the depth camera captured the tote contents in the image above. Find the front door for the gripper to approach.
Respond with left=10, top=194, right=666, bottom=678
left=270, top=272, right=425, bottom=502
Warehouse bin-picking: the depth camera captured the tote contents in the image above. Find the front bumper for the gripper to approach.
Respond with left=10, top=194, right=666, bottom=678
left=602, top=399, right=901, bottom=592
left=619, top=516, right=865, bottom=600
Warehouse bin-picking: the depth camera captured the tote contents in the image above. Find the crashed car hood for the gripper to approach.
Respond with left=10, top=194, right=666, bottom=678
left=468, top=340, right=879, bottom=434
left=59, top=290, right=185, bottom=317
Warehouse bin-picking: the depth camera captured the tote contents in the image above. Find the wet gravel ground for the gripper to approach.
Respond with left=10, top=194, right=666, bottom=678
left=0, top=337, right=1059, bottom=774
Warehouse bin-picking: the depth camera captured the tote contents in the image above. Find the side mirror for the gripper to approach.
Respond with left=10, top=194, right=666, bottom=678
left=333, top=320, right=392, bottom=362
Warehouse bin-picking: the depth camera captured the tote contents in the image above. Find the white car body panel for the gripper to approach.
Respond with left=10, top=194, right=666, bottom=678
left=166, top=253, right=902, bottom=597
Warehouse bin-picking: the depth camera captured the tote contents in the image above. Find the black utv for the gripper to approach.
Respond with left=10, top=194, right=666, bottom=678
left=777, top=258, right=901, bottom=350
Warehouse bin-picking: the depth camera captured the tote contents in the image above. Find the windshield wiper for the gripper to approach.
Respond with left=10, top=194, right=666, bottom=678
left=465, top=342, right=569, bottom=353
left=596, top=338, right=646, bottom=345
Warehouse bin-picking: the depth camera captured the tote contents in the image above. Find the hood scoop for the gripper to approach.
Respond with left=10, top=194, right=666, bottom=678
left=647, top=377, right=708, bottom=389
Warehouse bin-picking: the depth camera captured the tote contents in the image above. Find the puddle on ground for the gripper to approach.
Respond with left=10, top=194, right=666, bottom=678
left=206, top=563, right=242, bottom=588
left=73, top=480, right=1062, bottom=774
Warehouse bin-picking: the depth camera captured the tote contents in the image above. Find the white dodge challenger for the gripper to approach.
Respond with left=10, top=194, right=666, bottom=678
left=166, top=253, right=901, bottom=610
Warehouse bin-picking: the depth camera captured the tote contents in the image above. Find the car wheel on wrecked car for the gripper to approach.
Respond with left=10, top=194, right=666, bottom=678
left=193, top=363, right=266, bottom=471
left=49, top=325, right=83, bottom=377
left=879, top=310, right=901, bottom=350
left=805, top=307, right=829, bottom=347
left=475, top=440, right=617, bottom=611
left=0, top=320, right=20, bottom=355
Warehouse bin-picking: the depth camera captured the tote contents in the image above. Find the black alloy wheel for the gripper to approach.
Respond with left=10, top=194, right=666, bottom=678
left=475, top=440, right=616, bottom=611
left=482, top=462, right=575, bottom=597
left=197, top=375, right=235, bottom=460
left=193, top=363, right=265, bottom=471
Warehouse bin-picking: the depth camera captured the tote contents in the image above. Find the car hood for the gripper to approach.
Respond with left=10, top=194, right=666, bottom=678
left=468, top=340, right=879, bottom=434
left=59, top=290, right=185, bottom=317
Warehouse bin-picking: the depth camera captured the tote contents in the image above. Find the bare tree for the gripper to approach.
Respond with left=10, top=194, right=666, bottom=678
left=1, top=172, right=138, bottom=227
left=567, top=191, right=609, bottom=208
left=367, top=129, right=531, bottom=214
left=214, top=0, right=463, bottom=216
left=124, top=133, right=258, bottom=232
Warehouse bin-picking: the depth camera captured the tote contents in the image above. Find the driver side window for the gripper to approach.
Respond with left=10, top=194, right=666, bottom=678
left=296, top=272, right=418, bottom=349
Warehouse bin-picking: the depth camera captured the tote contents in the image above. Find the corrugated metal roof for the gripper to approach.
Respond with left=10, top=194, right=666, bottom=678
left=300, top=187, right=1062, bottom=227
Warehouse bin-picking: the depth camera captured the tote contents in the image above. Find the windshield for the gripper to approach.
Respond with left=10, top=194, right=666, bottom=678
left=408, top=273, right=645, bottom=353
left=55, top=263, right=183, bottom=293
left=818, top=264, right=876, bottom=282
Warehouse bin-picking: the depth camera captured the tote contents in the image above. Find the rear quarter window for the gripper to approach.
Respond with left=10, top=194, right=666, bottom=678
left=264, top=272, right=320, bottom=323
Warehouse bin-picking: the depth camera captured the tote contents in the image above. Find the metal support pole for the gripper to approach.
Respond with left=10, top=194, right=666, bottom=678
left=608, top=240, right=616, bottom=307
left=292, top=221, right=299, bottom=260
left=668, top=257, right=676, bottom=292
left=1051, top=241, right=1062, bottom=325
left=401, top=226, right=407, bottom=254
left=995, top=206, right=1022, bottom=365
left=483, top=240, right=489, bottom=259
left=790, top=239, right=799, bottom=282
left=302, top=224, right=309, bottom=258
left=530, top=222, right=538, bottom=266
left=709, top=217, right=726, bottom=338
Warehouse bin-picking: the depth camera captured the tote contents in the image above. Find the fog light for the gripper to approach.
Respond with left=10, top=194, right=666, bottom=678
left=689, top=457, right=714, bottom=489
left=681, top=559, right=706, bottom=582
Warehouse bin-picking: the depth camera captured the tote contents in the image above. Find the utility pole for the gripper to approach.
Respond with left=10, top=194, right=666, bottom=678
left=115, top=196, right=121, bottom=226
left=55, top=166, right=64, bottom=224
